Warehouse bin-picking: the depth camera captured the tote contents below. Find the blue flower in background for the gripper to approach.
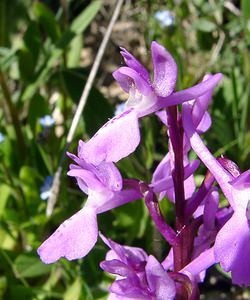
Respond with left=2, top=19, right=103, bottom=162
left=39, top=115, right=55, bottom=128
left=0, top=133, right=5, bottom=143
left=114, top=102, right=126, bottom=116
left=154, top=10, right=175, bottom=28
left=40, top=176, right=53, bottom=200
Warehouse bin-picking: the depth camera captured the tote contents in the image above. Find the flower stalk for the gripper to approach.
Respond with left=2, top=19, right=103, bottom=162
left=166, top=106, right=193, bottom=273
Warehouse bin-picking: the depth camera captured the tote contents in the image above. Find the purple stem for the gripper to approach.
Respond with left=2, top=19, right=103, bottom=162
left=166, top=106, right=192, bottom=273
left=185, top=171, right=215, bottom=218
left=145, top=190, right=178, bottom=246
left=166, top=107, right=185, bottom=230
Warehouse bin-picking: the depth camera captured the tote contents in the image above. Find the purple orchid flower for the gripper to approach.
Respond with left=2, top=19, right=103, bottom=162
left=151, top=74, right=215, bottom=203
left=214, top=170, right=250, bottom=286
left=182, top=101, right=250, bottom=286
left=151, top=153, right=199, bottom=201
left=99, top=234, right=176, bottom=300
left=192, top=188, right=220, bottom=258
left=78, top=42, right=223, bottom=166
left=37, top=140, right=142, bottom=264
left=162, top=188, right=233, bottom=282
left=182, top=101, right=234, bottom=205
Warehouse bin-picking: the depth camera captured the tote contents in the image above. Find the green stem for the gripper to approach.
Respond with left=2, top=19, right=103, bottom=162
left=0, top=249, right=29, bottom=288
left=0, top=71, right=26, bottom=159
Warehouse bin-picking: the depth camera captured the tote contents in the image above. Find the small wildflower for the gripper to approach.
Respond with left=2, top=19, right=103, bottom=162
left=40, top=176, right=53, bottom=200
left=37, top=141, right=142, bottom=263
left=154, top=10, right=175, bottom=28
left=0, top=133, right=5, bottom=143
left=39, top=115, right=55, bottom=128
left=114, top=102, right=126, bottom=116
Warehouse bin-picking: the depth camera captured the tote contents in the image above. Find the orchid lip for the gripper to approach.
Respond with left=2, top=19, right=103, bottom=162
left=125, top=84, right=156, bottom=116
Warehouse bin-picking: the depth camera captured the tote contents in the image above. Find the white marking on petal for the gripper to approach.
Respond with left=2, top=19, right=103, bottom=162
left=246, top=200, right=250, bottom=221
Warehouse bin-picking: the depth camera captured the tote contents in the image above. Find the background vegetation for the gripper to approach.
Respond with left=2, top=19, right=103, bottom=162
left=0, top=0, right=249, bottom=299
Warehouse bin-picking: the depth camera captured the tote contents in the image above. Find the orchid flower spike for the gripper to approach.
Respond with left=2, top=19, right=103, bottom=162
left=78, top=42, right=223, bottom=166
left=37, top=141, right=142, bottom=264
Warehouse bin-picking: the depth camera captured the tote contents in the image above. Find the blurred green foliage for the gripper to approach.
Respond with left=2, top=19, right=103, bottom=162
left=0, top=0, right=249, bottom=299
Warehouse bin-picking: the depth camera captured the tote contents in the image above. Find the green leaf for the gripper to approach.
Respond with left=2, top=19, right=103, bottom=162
left=0, top=228, right=17, bottom=250
left=37, top=144, right=53, bottom=175
left=22, top=1, right=100, bottom=101
left=241, top=0, right=250, bottom=44
left=18, top=47, right=35, bottom=81
left=0, top=47, right=16, bottom=71
left=21, top=47, right=62, bottom=101
left=70, top=1, right=101, bottom=34
left=63, top=277, right=82, bottom=300
left=9, top=285, right=34, bottom=300
left=0, top=276, right=7, bottom=299
left=14, top=254, right=52, bottom=278
left=57, top=1, right=101, bottom=49
left=33, top=2, right=61, bottom=42
left=0, top=184, right=11, bottom=217
left=17, top=22, right=41, bottom=80
left=67, top=35, right=83, bottom=68
left=193, top=18, right=217, bottom=32
left=113, top=201, right=147, bottom=242
left=28, top=93, right=48, bottom=133
left=23, top=21, right=41, bottom=62
left=19, top=166, right=40, bottom=211
left=84, top=88, right=114, bottom=136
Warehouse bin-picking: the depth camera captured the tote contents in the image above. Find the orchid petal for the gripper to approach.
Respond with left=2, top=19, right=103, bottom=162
left=95, top=161, right=123, bottom=191
left=96, top=179, right=142, bottom=214
left=162, top=248, right=173, bottom=271
left=100, top=232, right=148, bottom=266
left=203, top=188, right=219, bottom=230
left=191, top=74, right=213, bottom=128
left=196, top=111, right=212, bottom=133
left=81, top=109, right=140, bottom=165
left=37, top=207, right=98, bottom=263
left=106, top=249, right=120, bottom=261
left=214, top=212, right=250, bottom=286
left=182, top=102, right=234, bottom=207
left=151, top=41, right=177, bottom=97
left=155, top=110, right=168, bottom=127
left=67, top=150, right=93, bottom=171
left=67, top=166, right=104, bottom=192
left=151, top=159, right=200, bottom=194
left=113, top=67, right=152, bottom=96
left=120, top=47, right=150, bottom=83
left=146, top=255, right=176, bottom=300
left=110, top=278, right=148, bottom=299
left=101, top=259, right=133, bottom=277
left=107, top=293, right=124, bottom=300
left=157, top=73, right=223, bottom=109
left=68, top=149, right=123, bottom=192
left=152, top=154, right=171, bottom=184
left=181, top=247, right=216, bottom=277
left=231, top=170, right=250, bottom=210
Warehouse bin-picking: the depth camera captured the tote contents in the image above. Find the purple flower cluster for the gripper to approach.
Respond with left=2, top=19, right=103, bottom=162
left=38, top=42, right=250, bottom=299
